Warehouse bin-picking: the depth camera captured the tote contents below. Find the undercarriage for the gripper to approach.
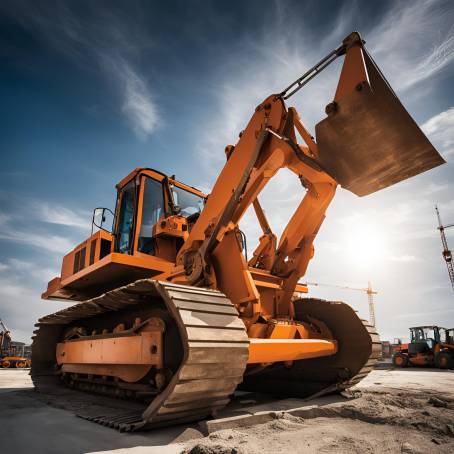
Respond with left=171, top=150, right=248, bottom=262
left=32, top=281, right=379, bottom=431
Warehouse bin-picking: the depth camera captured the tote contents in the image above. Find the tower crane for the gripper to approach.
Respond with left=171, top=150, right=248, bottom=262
left=435, top=205, right=454, bottom=291
left=306, top=281, right=377, bottom=327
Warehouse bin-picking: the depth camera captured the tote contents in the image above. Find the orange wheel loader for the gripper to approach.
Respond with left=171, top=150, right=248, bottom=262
left=32, top=32, right=445, bottom=431
left=393, top=326, right=454, bottom=369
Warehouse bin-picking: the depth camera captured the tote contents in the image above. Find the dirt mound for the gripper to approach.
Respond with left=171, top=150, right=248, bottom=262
left=267, top=414, right=305, bottom=432
left=317, top=389, right=454, bottom=438
left=182, top=444, right=243, bottom=454
left=181, top=386, right=454, bottom=454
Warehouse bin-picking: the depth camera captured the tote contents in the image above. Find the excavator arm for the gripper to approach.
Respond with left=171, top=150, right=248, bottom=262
left=172, top=94, right=333, bottom=321
left=170, top=32, right=444, bottom=325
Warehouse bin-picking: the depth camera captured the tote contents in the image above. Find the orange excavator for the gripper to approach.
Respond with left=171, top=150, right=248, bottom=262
left=32, top=32, right=444, bottom=431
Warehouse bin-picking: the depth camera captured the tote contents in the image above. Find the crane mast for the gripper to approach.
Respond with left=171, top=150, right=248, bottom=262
left=366, top=281, right=376, bottom=327
left=435, top=205, right=454, bottom=291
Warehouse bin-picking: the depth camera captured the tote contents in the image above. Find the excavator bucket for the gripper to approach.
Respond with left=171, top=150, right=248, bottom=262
left=315, top=45, right=445, bottom=197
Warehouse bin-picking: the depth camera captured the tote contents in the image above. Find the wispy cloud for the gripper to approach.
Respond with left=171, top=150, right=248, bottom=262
left=195, top=27, right=328, bottom=175
left=101, top=55, right=159, bottom=139
left=369, top=0, right=454, bottom=91
left=421, top=107, right=454, bottom=158
left=0, top=198, right=83, bottom=254
left=0, top=228, right=74, bottom=254
left=2, top=1, right=159, bottom=139
left=0, top=258, right=58, bottom=283
left=32, top=201, right=89, bottom=230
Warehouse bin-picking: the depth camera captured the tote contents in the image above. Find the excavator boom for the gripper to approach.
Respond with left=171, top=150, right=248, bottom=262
left=170, top=32, right=443, bottom=322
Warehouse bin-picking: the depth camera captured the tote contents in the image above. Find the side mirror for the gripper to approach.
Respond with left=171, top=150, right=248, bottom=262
left=92, top=207, right=115, bottom=235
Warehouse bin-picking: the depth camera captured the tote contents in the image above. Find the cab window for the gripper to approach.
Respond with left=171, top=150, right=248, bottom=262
left=171, top=185, right=204, bottom=217
left=138, top=177, right=165, bottom=254
left=116, top=181, right=135, bottom=254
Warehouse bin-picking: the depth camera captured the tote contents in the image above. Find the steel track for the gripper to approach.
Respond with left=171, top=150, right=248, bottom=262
left=31, top=280, right=249, bottom=431
left=241, top=298, right=381, bottom=397
left=32, top=285, right=380, bottom=431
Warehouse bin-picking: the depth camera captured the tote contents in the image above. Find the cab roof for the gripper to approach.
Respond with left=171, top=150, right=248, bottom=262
left=409, top=325, right=446, bottom=330
left=116, top=167, right=206, bottom=198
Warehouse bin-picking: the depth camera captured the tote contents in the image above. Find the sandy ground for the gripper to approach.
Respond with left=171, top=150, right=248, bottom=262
left=1, top=367, right=453, bottom=454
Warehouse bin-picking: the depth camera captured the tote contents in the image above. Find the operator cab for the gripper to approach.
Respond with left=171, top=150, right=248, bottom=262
left=113, top=169, right=205, bottom=256
left=441, top=328, right=454, bottom=345
left=408, top=326, right=442, bottom=353
left=43, top=168, right=206, bottom=302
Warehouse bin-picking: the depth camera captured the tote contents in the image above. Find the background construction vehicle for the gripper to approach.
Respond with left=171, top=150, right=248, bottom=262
left=380, top=341, right=392, bottom=359
left=0, top=319, right=30, bottom=368
left=31, top=31, right=444, bottom=431
left=392, top=326, right=454, bottom=369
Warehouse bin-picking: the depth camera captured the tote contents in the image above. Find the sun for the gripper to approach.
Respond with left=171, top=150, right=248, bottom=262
left=343, top=217, right=387, bottom=266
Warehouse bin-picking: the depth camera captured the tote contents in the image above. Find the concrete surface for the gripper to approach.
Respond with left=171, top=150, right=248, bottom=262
left=1, top=367, right=453, bottom=454
left=0, top=369, right=200, bottom=454
left=357, top=367, right=454, bottom=395
left=0, top=367, right=33, bottom=393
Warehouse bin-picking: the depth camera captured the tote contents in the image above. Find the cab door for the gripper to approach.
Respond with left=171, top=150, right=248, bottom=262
left=114, top=174, right=167, bottom=256
left=136, top=176, right=166, bottom=254
left=115, top=180, right=136, bottom=254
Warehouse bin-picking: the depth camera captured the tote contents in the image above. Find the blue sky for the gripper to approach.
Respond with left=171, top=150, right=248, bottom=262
left=0, top=0, right=453, bottom=343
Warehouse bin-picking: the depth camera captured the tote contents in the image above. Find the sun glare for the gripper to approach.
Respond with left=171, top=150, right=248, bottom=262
left=343, top=217, right=387, bottom=266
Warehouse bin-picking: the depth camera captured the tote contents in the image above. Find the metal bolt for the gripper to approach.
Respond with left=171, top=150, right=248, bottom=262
left=325, top=102, right=338, bottom=115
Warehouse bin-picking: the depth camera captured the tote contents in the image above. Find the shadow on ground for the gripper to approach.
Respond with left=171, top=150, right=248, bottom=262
left=0, top=388, right=198, bottom=454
